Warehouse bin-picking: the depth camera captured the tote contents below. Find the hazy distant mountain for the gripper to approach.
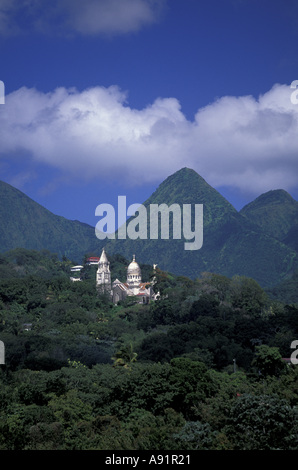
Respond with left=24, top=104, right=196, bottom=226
left=105, top=168, right=298, bottom=287
left=0, top=180, right=103, bottom=263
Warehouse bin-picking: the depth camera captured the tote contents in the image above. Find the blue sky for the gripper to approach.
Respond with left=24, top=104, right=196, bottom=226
left=0, top=0, right=298, bottom=227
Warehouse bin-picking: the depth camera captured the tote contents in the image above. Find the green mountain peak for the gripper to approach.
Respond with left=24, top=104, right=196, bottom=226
left=104, top=168, right=298, bottom=286
left=240, top=188, right=298, bottom=241
left=241, top=189, right=296, bottom=211
left=0, top=180, right=103, bottom=262
left=0, top=169, right=297, bottom=287
left=142, top=167, right=237, bottom=227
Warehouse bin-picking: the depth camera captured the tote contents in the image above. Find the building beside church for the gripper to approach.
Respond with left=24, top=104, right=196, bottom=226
left=96, top=248, right=157, bottom=304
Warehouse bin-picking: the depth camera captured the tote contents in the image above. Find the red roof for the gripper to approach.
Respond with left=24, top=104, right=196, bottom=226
left=140, top=282, right=150, bottom=288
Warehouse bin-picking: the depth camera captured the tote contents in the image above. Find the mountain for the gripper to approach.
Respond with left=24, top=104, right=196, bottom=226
left=240, top=189, right=298, bottom=245
left=0, top=169, right=297, bottom=287
left=104, top=168, right=298, bottom=287
left=0, top=180, right=103, bottom=262
left=283, top=225, right=298, bottom=252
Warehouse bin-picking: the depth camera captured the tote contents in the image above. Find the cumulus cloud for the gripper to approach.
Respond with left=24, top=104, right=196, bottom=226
left=0, top=0, right=165, bottom=36
left=0, top=82, right=298, bottom=196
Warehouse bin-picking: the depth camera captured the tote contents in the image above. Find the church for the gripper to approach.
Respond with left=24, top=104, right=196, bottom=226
left=96, top=248, right=157, bottom=304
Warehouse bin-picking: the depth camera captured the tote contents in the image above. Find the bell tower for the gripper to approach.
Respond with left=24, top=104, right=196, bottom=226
left=96, top=248, right=111, bottom=294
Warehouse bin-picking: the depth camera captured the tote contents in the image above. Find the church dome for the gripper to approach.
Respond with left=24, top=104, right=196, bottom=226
left=127, top=255, right=142, bottom=287
left=127, top=255, right=141, bottom=276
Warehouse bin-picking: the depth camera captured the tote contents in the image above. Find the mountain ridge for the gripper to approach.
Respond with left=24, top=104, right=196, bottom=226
left=240, top=188, right=298, bottom=242
left=0, top=179, right=104, bottom=262
left=104, top=168, right=298, bottom=287
left=0, top=168, right=297, bottom=287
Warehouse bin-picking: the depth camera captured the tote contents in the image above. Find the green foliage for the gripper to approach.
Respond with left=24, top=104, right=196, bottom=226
left=123, top=408, right=185, bottom=450
left=252, top=344, right=285, bottom=377
left=0, top=248, right=297, bottom=450
left=225, top=394, right=298, bottom=450
left=173, top=421, right=216, bottom=450
left=112, top=343, right=138, bottom=369
left=230, top=275, right=269, bottom=315
left=267, top=269, right=298, bottom=304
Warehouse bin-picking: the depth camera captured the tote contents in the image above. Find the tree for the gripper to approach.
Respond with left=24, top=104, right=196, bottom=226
left=112, top=343, right=138, bottom=369
left=123, top=408, right=185, bottom=450
left=252, top=344, right=285, bottom=377
left=168, top=357, right=215, bottom=420
left=225, top=394, right=298, bottom=450
left=231, top=276, right=268, bottom=315
left=173, top=421, right=216, bottom=450
left=189, top=294, right=220, bottom=320
left=0, top=403, right=56, bottom=450
left=151, top=268, right=173, bottom=298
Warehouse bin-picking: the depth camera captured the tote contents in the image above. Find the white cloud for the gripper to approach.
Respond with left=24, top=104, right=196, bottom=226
left=63, top=0, right=164, bottom=35
left=0, top=0, right=165, bottom=36
left=0, top=82, right=298, bottom=196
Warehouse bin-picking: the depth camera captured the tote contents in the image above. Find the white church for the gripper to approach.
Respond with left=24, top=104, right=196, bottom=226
left=96, top=248, right=158, bottom=304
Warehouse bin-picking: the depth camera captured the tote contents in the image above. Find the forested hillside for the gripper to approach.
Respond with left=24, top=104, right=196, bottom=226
left=106, top=168, right=298, bottom=287
left=0, top=180, right=103, bottom=262
left=1, top=169, right=298, bottom=287
left=240, top=189, right=298, bottom=242
left=0, top=248, right=297, bottom=450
